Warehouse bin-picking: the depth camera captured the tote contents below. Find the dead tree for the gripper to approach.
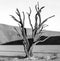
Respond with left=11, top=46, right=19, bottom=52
left=10, top=2, right=55, bottom=58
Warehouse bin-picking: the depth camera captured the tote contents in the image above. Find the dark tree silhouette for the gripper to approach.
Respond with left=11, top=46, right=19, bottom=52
left=10, top=2, right=55, bottom=59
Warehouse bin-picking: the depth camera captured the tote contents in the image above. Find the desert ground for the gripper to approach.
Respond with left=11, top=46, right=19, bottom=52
left=0, top=24, right=60, bottom=61
left=0, top=45, right=60, bottom=61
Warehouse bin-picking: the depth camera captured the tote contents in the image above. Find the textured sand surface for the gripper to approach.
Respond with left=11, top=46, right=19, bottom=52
left=0, top=45, right=60, bottom=61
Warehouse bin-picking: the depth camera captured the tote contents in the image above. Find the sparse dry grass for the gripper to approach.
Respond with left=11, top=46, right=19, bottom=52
left=0, top=53, right=60, bottom=61
left=0, top=45, right=60, bottom=61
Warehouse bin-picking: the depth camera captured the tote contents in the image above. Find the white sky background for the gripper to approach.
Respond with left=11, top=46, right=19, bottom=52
left=0, top=0, right=60, bottom=31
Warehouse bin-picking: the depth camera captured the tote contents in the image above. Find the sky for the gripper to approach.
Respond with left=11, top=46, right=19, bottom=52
left=0, top=0, right=60, bottom=31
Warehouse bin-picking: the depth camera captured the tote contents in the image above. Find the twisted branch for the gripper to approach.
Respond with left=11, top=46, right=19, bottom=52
left=27, top=7, right=34, bottom=38
left=33, top=36, right=51, bottom=45
left=38, top=15, right=55, bottom=30
left=27, top=7, right=33, bottom=30
left=10, top=15, right=20, bottom=23
left=34, top=3, right=45, bottom=37
left=22, top=12, right=25, bottom=27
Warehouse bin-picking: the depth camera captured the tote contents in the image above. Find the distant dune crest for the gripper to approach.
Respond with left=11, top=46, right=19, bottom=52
left=0, top=24, right=60, bottom=44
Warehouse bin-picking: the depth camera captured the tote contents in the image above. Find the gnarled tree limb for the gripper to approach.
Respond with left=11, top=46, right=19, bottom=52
left=27, top=7, right=34, bottom=38
left=38, top=15, right=55, bottom=30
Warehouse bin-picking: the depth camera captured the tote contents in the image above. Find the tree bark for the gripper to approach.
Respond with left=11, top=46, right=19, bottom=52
left=23, top=39, right=34, bottom=58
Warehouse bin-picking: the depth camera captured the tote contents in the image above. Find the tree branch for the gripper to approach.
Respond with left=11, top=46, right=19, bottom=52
left=10, top=8, right=29, bottom=46
left=35, top=5, right=38, bottom=12
left=33, top=36, right=51, bottom=45
left=16, top=8, right=24, bottom=26
left=34, top=3, right=45, bottom=37
left=22, top=12, right=25, bottom=27
left=27, top=7, right=33, bottom=29
left=37, top=25, right=43, bottom=34
left=34, top=14, right=38, bottom=36
left=10, top=15, right=20, bottom=23
left=14, top=27, right=21, bottom=37
left=38, top=15, right=55, bottom=30
left=34, top=31, right=43, bottom=42
left=37, top=24, right=48, bottom=35
left=16, top=8, right=20, bottom=17
left=16, top=8, right=22, bottom=22
left=27, top=7, right=34, bottom=38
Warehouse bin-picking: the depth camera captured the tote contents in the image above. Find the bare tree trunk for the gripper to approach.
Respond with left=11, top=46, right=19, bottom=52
left=29, top=45, right=33, bottom=57
left=23, top=40, right=33, bottom=57
left=23, top=44, right=29, bottom=57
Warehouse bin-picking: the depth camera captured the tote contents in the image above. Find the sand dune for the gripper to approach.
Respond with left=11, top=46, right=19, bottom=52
left=0, top=24, right=60, bottom=44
